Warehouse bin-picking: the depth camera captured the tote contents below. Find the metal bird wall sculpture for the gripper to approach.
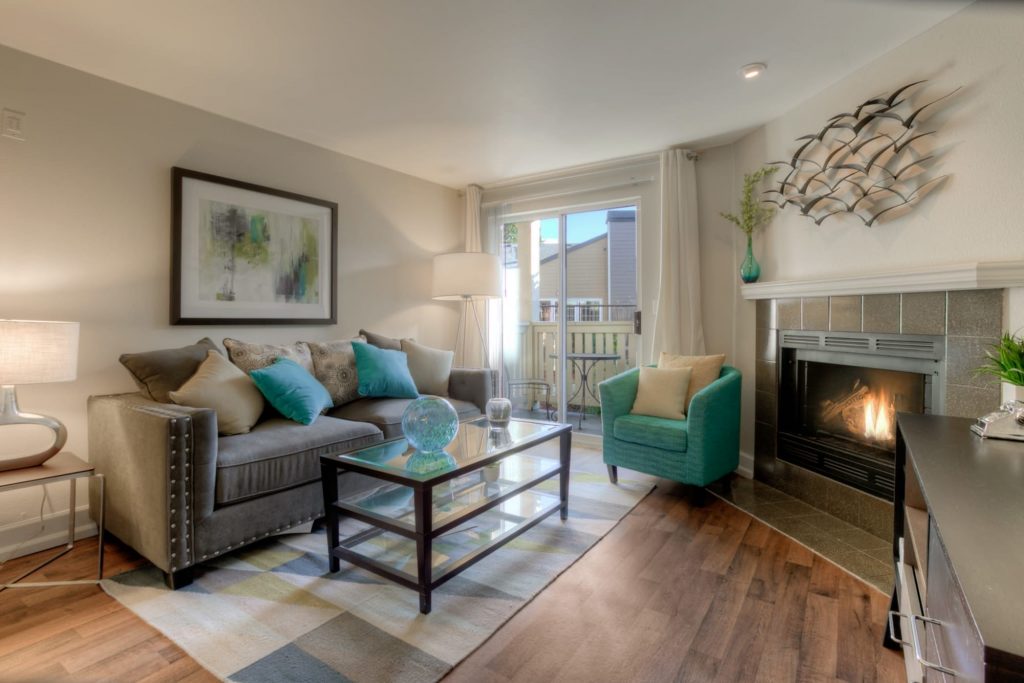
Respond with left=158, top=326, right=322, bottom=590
left=764, top=80, right=958, bottom=227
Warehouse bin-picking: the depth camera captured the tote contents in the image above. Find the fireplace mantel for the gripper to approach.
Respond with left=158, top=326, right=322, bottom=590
left=740, top=260, right=1024, bottom=300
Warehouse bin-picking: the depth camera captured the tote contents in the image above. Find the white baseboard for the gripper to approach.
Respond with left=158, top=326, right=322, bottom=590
left=736, top=451, right=754, bottom=479
left=0, top=506, right=97, bottom=563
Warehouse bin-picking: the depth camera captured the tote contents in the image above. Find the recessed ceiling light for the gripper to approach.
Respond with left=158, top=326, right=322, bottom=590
left=739, top=63, right=767, bottom=80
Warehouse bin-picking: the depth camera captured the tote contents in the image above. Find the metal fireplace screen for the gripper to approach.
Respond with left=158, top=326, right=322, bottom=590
left=777, top=330, right=943, bottom=500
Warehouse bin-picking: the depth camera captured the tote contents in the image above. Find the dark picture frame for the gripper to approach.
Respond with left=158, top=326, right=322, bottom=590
left=171, top=167, right=337, bottom=325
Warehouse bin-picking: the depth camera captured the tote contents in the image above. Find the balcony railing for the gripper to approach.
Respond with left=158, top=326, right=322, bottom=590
left=505, top=321, right=637, bottom=415
left=538, top=302, right=637, bottom=323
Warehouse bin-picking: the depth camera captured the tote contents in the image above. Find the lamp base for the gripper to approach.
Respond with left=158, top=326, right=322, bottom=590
left=0, top=385, right=68, bottom=471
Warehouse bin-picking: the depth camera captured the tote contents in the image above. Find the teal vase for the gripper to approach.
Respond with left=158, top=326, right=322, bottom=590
left=740, top=235, right=761, bottom=284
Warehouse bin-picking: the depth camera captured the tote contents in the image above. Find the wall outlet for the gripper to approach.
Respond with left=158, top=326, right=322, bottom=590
left=2, top=108, right=26, bottom=141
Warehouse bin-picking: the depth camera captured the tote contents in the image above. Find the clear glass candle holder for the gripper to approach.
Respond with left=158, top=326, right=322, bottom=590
left=486, top=397, right=512, bottom=429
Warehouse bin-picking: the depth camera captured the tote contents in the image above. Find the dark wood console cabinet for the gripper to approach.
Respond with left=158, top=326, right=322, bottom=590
left=886, top=414, right=1024, bottom=682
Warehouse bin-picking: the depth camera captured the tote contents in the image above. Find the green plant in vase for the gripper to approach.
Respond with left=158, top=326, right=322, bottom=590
left=721, top=166, right=777, bottom=283
left=977, top=332, right=1024, bottom=403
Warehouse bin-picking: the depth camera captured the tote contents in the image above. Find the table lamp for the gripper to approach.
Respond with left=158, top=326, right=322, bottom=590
left=432, top=252, right=501, bottom=367
left=0, top=320, right=80, bottom=471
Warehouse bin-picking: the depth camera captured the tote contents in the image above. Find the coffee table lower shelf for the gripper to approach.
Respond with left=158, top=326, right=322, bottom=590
left=331, top=489, right=563, bottom=612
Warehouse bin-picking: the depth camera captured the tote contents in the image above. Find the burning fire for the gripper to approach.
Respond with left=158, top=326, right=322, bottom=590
left=862, top=393, right=894, bottom=443
left=820, top=381, right=897, bottom=446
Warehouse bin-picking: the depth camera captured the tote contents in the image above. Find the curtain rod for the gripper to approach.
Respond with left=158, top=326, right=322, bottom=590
left=481, top=175, right=655, bottom=209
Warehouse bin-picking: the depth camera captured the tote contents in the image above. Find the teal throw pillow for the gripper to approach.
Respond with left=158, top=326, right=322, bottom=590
left=249, top=357, right=333, bottom=425
left=352, top=341, right=419, bottom=399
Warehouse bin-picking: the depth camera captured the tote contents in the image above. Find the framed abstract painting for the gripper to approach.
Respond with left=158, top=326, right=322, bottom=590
left=171, top=168, right=337, bottom=325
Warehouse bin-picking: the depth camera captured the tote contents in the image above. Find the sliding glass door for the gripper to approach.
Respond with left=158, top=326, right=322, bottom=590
left=501, top=204, right=639, bottom=436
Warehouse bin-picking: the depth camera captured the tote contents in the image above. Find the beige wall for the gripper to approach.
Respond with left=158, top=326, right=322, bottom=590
left=538, top=236, right=609, bottom=306
left=698, top=0, right=1024, bottom=471
left=0, top=45, right=462, bottom=543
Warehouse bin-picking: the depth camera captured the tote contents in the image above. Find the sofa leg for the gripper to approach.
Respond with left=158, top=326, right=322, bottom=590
left=607, top=465, right=618, bottom=484
left=163, top=567, right=194, bottom=590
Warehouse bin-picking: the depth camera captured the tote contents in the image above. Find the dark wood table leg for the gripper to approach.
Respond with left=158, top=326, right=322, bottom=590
left=559, top=430, right=572, bottom=520
left=414, top=483, right=433, bottom=614
left=321, top=462, right=340, bottom=573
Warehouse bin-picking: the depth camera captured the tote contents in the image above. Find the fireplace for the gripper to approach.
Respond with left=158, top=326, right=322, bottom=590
left=777, top=330, right=944, bottom=500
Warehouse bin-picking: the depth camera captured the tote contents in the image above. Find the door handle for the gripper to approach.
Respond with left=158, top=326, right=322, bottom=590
left=633, top=311, right=641, bottom=335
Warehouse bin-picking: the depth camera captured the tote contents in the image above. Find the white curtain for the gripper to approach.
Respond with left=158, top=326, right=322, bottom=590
left=651, top=148, right=706, bottom=357
left=461, top=185, right=488, bottom=368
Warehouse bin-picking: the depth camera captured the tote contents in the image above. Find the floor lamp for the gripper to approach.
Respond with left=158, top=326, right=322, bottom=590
left=432, top=252, right=501, bottom=368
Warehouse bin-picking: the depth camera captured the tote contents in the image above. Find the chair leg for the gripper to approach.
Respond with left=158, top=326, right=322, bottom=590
left=607, top=465, right=618, bottom=484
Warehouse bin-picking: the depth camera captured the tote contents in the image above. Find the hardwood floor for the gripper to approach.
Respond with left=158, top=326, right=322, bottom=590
left=444, top=480, right=904, bottom=683
left=0, top=480, right=904, bottom=682
left=0, top=538, right=215, bottom=682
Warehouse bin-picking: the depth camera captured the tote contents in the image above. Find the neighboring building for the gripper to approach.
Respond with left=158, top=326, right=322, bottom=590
left=535, top=209, right=636, bottom=322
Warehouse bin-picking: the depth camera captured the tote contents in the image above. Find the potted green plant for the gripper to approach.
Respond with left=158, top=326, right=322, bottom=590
left=978, top=332, right=1024, bottom=403
left=721, top=166, right=777, bottom=283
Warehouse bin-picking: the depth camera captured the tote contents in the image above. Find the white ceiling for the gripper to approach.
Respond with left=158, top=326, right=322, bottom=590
left=0, top=0, right=972, bottom=188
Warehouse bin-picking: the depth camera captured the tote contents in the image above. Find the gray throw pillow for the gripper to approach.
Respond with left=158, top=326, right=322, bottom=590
left=305, top=336, right=365, bottom=407
left=119, top=337, right=221, bottom=403
left=223, top=338, right=314, bottom=374
left=358, top=329, right=404, bottom=351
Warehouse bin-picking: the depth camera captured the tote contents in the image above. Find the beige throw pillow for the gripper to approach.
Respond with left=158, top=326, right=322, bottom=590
left=631, top=366, right=693, bottom=421
left=401, top=339, right=454, bottom=396
left=658, top=352, right=726, bottom=405
left=169, top=351, right=264, bottom=435
left=223, top=338, right=314, bottom=374
left=305, top=336, right=365, bottom=407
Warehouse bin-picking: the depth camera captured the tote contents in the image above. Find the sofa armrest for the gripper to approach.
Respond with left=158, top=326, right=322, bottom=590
left=599, top=367, right=641, bottom=436
left=87, top=393, right=218, bottom=574
left=685, top=366, right=742, bottom=482
left=448, top=368, right=496, bottom=412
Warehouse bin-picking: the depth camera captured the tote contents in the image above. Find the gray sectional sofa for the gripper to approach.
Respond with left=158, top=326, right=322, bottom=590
left=88, top=351, right=493, bottom=589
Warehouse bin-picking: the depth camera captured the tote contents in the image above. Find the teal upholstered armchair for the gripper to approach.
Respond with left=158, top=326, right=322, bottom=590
left=598, top=365, right=741, bottom=486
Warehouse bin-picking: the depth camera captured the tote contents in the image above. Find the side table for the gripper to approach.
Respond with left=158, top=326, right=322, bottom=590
left=0, top=451, right=105, bottom=591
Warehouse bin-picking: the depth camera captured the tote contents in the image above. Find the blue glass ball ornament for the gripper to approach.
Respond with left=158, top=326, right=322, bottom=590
left=401, top=396, right=459, bottom=454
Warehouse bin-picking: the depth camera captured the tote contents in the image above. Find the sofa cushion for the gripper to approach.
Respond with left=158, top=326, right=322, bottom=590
left=358, top=329, right=404, bottom=351
left=119, top=337, right=220, bottom=402
left=224, top=338, right=314, bottom=374
left=305, top=336, right=365, bottom=407
left=250, top=358, right=333, bottom=425
left=330, top=397, right=480, bottom=439
left=169, top=350, right=264, bottom=435
left=352, top=341, right=419, bottom=399
left=215, top=416, right=382, bottom=506
left=614, top=414, right=688, bottom=452
left=401, top=339, right=454, bottom=397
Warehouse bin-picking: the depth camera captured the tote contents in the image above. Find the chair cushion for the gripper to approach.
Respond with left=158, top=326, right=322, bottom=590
left=215, top=416, right=382, bottom=506
left=658, top=352, right=726, bottom=406
left=330, top=397, right=480, bottom=438
left=613, top=414, right=688, bottom=452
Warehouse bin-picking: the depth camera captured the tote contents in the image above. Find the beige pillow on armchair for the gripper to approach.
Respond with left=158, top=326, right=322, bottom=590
left=630, top=366, right=693, bottom=420
left=658, top=352, right=726, bottom=405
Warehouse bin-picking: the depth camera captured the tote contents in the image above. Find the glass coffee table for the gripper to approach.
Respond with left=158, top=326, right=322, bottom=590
left=319, top=417, right=572, bottom=614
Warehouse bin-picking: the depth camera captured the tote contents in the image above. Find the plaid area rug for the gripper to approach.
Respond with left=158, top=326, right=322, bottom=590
left=102, top=445, right=653, bottom=682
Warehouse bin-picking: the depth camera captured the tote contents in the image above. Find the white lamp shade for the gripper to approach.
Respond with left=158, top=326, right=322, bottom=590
left=432, top=252, right=501, bottom=300
left=0, top=320, right=79, bottom=385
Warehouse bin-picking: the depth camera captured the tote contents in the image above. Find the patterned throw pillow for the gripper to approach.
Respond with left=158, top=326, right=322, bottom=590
left=223, top=338, right=314, bottom=374
left=304, top=336, right=365, bottom=407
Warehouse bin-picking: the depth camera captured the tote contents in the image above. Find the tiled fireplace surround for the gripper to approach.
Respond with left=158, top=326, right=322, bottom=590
left=753, top=289, right=1004, bottom=541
